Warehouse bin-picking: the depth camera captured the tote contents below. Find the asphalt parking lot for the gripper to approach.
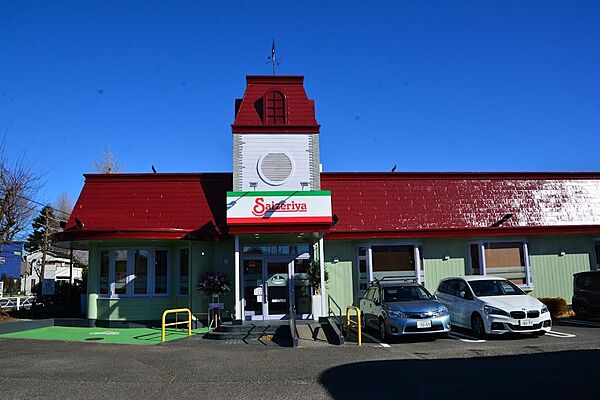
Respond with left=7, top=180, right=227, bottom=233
left=351, top=318, right=600, bottom=352
left=0, top=319, right=599, bottom=400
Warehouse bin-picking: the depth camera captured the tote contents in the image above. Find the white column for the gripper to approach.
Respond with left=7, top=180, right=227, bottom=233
left=414, top=246, right=421, bottom=284
left=319, top=237, right=326, bottom=317
left=234, top=235, right=241, bottom=320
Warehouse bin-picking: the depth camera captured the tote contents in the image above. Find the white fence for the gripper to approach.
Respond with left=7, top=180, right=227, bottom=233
left=0, top=296, right=35, bottom=311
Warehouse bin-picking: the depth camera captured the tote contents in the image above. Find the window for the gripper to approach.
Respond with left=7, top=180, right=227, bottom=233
left=470, top=244, right=481, bottom=275
left=134, top=250, right=149, bottom=295
left=114, top=250, right=128, bottom=295
left=594, top=240, right=600, bottom=270
left=356, top=243, right=424, bottom=289
left=99, top=248, right=170, bottom=298
left=469, top=240, right=531, bottom=287
left=264, top=90, right=286, bottom=124
left=154, top=250, right=168, bottom=295
left=179, top=248, right=189, bottom=296
left=99, top=250, right=110, bottom=295
left=357, top=246, right=368, bottom=291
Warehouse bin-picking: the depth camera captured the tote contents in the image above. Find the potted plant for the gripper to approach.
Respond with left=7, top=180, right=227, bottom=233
left=198, top=271, right=231, bottom=303
left=307, top=260, right=329, bottom=320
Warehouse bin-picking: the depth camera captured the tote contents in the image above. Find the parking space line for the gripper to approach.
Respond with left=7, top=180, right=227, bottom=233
left=348, top=326, right=389, bottom=348
left=448, top=332, right=486, bottom=343
left=546, top=330, right=577, bottom=338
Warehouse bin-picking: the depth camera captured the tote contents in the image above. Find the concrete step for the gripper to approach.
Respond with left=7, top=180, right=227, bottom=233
left=296, top=322, right=328, bottom=342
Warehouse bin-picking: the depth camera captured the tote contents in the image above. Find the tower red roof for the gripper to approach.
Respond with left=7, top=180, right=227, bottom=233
left=231, top=75, right=320, bottom=133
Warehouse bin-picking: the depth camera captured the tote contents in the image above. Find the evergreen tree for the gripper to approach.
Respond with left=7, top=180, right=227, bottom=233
left=25, top=206, right=58, bottom=252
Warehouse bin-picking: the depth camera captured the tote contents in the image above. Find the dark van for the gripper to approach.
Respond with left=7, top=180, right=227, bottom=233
left=572, top=271, right=600, bottom=320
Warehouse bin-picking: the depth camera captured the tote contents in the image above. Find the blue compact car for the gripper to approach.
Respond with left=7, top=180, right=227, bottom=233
left=359, top=278, right=451, bottom=341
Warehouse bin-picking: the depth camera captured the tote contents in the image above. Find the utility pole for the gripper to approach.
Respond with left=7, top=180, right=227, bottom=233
left=38, top=208, right=49, bottom=297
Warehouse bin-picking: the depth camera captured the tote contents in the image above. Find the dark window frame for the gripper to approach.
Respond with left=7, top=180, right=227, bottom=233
left=264, top=90, right=286, bottom=125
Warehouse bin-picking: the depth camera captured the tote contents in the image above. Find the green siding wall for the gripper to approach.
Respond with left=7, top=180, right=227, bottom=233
left=323, top=240, right=355, bottom=314
left=421, top=238, right=468, bottom=293
left=96, top=297, right=175, bottom=321
left=527, top=235, right=594, bottom=301
left=86, top=234, right=598, bottom=321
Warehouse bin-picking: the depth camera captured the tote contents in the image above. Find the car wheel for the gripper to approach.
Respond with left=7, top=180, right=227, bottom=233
left=471, top=313, right=486, bottom=338
left=379, top=320, right=388, bottom=342
left=574, top=304, right=588, bottom=321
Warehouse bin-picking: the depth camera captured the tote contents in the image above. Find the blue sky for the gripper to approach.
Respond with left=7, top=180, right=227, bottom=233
left=1, top=1, right=599, bottom=212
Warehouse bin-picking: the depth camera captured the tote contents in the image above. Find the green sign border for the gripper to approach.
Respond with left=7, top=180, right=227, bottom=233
left=227, top=190, right=331, bottom=197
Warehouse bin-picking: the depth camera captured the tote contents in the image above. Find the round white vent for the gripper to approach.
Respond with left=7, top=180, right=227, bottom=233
left=257, top=152, right=294, bottom=186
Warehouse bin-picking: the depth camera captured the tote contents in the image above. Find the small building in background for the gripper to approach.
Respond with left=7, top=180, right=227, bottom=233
left=0, top=242, right=25, bottom=279
left=20, top=250, right=84, bottom=295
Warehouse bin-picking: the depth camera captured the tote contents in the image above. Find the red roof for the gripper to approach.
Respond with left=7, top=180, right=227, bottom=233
left=58, top=173, right=231, bottom=242
left=231, top=75, right=320, bottom=134
left=321, top=172, right=600, bottom=239
left=57, top=172, right=600, bottom=243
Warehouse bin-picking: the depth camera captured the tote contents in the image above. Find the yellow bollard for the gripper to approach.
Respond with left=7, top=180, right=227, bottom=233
left=161, top=308, right=192, bottom=343
left=345, top=306, right=362, bottom=347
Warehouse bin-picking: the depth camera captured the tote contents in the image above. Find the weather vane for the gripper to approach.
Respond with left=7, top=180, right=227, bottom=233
left=266, top=38, right=281, bottom=75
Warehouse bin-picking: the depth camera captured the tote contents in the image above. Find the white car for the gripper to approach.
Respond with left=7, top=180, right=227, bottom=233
left=434, top=276, right=552, bottom=337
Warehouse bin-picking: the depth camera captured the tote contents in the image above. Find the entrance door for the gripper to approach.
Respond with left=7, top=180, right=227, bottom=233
left=265, top=261, right=290, bottom=318
left=243, top=259, right=263, bottom=319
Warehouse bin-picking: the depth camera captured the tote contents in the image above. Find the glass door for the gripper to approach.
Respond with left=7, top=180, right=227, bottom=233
left=243, top=259, right=263, bottom=319
left=265, top=261, right=290, bottom=318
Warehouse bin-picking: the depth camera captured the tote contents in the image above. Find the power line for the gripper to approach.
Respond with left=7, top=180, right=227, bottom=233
left=0, top=187, right=72, bottom=218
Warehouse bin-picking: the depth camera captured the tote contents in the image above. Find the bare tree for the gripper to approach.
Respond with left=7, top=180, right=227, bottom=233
left=54, top=192, right=74, bottom=221
left=93, top=146, right=123, bottom=173
left=0, top=136, right=44, bottom=252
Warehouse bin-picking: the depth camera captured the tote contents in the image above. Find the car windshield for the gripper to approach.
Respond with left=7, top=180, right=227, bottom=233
left=382, top=286, right=432, bottom=302
left=468, top=280, right=525, bottom=297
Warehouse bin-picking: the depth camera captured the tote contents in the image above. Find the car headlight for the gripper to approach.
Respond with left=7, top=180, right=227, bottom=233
left=438, top=307, right=449, bottom=316
left=388, top=310, right=407, bottom=318
left=483, top=305, right=509, bottom=317
left=541, top=305, right=549, bottom=314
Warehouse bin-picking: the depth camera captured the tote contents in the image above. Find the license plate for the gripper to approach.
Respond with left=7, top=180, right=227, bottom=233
left=417, top=320, right=432, bottom=329
left=520, top=319, right=534, bottom=326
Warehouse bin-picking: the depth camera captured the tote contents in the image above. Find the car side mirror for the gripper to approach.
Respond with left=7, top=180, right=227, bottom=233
left=459, top=291, right=466, bottom=298
left=374, top=299, right=380, bottom=306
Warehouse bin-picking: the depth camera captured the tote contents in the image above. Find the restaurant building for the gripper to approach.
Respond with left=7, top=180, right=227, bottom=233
left=56, top=75, right=600, bottom=325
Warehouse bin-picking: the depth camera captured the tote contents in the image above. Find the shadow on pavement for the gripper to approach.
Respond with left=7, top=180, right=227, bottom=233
left=319, top=349, right=600, bottom=400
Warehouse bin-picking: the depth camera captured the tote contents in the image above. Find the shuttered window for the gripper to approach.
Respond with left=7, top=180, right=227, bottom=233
left=265, top=90, right=286, bottom=124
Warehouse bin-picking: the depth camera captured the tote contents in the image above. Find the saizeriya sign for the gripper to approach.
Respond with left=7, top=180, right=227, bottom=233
left=226, top=191, right=332, bottom=224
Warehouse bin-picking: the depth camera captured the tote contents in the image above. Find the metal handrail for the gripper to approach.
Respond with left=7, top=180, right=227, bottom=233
left=327, top=295, right=344, bottom=336
left=161, top=308, right=192, bottom=343
left=346, top=305, right=362, bottom=346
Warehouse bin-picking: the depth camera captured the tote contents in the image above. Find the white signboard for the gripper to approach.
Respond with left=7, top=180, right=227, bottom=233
left=42, top=279, right=55, bottom=295
left=226, top=191, right=332, bottom=225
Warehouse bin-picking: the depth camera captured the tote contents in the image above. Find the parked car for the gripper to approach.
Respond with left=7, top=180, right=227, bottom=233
left=572, top=271, right=600, bottom=320
left=359, top=277, right=451, bottom=341
left=435, top=276, right=552, bottom=338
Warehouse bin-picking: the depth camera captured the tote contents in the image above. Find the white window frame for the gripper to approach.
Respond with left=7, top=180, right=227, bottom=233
left=356, top=242, right=424, bottom=289
left=99, top=247, right=171, bottom=299
left=468, top=239, right=532, bottom=289
left=591, top=238, right=600, bottom=271
left=177, top=246, right=191, bottom=297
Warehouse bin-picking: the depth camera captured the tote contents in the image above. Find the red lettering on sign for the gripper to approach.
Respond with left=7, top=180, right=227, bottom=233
left=251, top=197, right=308, bottom=217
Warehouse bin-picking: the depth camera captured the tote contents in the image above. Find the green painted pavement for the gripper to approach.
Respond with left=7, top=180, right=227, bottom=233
left=0, top=326, right=209, bottom=345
